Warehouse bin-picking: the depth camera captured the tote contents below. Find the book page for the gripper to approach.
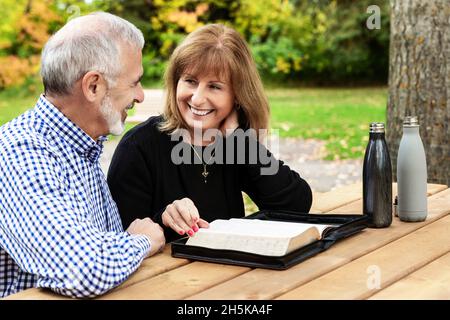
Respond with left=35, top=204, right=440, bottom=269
left=187, top=231, right=292, bottom=256
left=185, top=219, right=336, bottom=256
left=206, top=219, right=334, bottom=237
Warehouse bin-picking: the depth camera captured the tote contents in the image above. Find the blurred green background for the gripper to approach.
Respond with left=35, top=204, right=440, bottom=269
left=0, top=0, right=389, bottom=160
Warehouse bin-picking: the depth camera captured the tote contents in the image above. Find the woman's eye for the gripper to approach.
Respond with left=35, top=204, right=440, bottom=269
left=185, top=79, right=196, bottom=84
left=210, top=85, right=221, bottom=90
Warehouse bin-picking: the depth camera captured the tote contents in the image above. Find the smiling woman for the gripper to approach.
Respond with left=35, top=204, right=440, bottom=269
left=159, top=23, right=270, bottom=142
left=107, top=24, right=313, bottom=243
left=176, top=72, right=235, bottom=142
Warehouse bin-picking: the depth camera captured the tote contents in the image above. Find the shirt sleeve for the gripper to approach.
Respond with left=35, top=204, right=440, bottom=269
left=238, top=135, right=313, bottom=213
left=0, top=140, right=150, bottom=298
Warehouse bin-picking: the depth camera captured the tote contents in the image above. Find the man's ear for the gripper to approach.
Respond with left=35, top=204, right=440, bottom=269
left=81, top=71, right=107, bottom=102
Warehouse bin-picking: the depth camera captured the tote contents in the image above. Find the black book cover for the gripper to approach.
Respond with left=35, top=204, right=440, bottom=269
left=171, top=210, right=368, bottom=270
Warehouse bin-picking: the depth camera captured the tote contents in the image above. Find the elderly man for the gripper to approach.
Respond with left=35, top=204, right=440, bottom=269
left=0, top=12, right=165, bottom=298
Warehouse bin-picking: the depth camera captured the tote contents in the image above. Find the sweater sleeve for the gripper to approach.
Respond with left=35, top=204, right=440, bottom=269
left=239, top=136, right=313, bottom=213
left=107, top=132, right=181, bottom=242
left=107, top=134, right=154, bottom=229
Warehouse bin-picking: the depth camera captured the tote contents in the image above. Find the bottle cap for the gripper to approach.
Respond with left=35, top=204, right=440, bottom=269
left=369, top=122, right=385, bottom=133
left=403, top=116, right=419, bottom=126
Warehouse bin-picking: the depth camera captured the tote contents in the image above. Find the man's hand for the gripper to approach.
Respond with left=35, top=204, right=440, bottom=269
left=162, top=198, right=209, bottom=236
left=127, top=218, right=166, bottom=257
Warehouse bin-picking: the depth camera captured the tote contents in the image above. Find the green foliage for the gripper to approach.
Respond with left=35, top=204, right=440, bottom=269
left=0, top=0, right=27, bottom=51
left=122, top=0, right=389, bottom=84
left=101, top=0, right=232, bottom=84
left=142, top=51, right=167, bottom=83
left=100, top=0, right=390, bottom=84
left=234, top=0, right=335, bottom=81
left=251, top=37, right=303, bottom=79
left=0, top=0, right=390, bottom=89
left=317, top=0, right=391, bottom=83
left=0, top=0, right=63, bottom=88
left=241, top=0, right=390, bottom=83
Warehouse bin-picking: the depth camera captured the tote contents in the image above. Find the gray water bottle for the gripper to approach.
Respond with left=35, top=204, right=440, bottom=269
left=396, top=116, right=428, bottom=222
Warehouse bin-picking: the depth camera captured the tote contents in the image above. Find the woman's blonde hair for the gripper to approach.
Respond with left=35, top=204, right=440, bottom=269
left=159, top=23, right=270, bottom=136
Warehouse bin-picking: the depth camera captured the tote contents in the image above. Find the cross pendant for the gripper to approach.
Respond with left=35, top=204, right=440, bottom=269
left=202, top=165, right=209, bottom=183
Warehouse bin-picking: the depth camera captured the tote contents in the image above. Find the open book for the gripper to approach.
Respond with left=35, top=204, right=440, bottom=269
left=185, top=218, right=336, bottom=257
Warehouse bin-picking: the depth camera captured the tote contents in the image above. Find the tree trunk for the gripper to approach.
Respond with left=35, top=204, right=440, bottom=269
left=387, top=0, right=449, bottom=186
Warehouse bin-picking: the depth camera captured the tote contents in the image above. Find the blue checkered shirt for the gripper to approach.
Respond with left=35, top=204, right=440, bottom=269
left=0, top=95, right=151, bottom=298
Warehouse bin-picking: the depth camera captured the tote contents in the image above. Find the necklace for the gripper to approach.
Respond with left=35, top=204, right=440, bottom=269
left=190, top=144, right=215, bottom=183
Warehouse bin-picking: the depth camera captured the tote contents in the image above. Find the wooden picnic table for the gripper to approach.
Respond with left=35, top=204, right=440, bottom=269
left=5, top=182, right=450, bottom=300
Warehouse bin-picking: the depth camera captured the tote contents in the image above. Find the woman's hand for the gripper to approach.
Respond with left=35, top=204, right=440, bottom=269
left=219, top=109, right=239, bottom=137
left=162, top=197, right=209, bottom=236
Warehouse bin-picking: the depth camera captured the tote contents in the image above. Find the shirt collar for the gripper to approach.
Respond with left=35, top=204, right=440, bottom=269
left=35, top=94, right=108, bottom=163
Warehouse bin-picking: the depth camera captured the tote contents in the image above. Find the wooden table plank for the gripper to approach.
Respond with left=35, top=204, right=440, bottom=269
left=98, top=262, right=250, bottom=300
left=3, top=288, right=72, bottom=300
left=311, top=183, right=446, bottom=214
left=369, top=252, right=450, bottom=300
left=186, top=188, right=450, bottom=300
left=325, top=183, right=447, bottom=215
left=111, top=246, right=190, bottom=291
left=422, top=183, right=449, bottom=195
left=311, top=182, right=362, bottom=213
left=276, top=214, right=450, bottom=299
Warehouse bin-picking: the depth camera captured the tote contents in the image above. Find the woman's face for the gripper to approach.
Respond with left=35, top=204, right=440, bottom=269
left=176, top=71, right=235, bottom=136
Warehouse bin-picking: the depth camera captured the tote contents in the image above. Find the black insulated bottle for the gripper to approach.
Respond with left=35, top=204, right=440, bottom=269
left=363, top=122, right=392, bottom=228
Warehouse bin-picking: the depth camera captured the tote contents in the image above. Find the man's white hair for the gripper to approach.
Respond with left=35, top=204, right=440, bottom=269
left=41, top=12, right=144, bottom=95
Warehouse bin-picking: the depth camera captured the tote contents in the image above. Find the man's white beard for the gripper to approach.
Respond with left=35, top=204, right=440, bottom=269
left=100, top=94, right=124, bottom=136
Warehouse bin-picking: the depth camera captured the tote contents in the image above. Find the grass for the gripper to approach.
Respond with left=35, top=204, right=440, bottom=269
left=0, top=82, right=136, bottom=129
left=269, top=87, right=387, bottom=160
left=0, top=85, right=40, bottom=126
left=0, top=85, right=387, bottom=160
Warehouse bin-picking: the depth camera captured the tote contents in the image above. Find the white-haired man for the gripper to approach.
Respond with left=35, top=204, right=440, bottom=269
left=0, top=12, right=165, bottom=298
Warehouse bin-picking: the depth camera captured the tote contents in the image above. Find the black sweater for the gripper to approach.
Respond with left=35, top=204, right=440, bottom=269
left=107, top=116, right=312, bottom=241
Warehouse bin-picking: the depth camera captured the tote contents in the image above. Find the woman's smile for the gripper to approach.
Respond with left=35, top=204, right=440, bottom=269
left=188, top=103, right=215, bottom=116
left=176, top=72, right=234, bottom=135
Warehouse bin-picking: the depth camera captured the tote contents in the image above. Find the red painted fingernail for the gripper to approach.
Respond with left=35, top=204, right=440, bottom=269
left=193, top=226, right=199, bottom=232
left=187, top=230, right=194, bottom=236
left=179, top=230, right=185, bottom=235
